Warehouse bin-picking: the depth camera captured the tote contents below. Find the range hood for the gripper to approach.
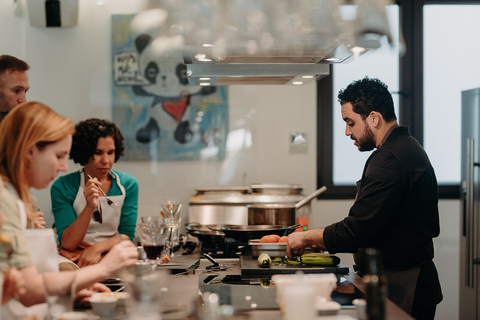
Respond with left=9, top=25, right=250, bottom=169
left=131, top=0, right=401, bottom=85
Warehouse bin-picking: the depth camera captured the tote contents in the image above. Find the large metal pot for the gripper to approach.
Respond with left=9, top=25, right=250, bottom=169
left=248, top=186, right=327, bottom=225
left=247, top=204, right=296, bottom=225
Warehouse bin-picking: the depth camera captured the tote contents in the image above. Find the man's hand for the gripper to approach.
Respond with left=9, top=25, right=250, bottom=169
left=286, top=229, right=326, bottom=259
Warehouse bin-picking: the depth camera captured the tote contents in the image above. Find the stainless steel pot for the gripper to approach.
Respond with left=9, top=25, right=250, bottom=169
left=247, top=204, right=296, bottom=225
left=248, top=186, right=327, bottom=225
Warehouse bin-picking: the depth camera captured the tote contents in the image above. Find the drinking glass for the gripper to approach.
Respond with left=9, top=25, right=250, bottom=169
left=120, top=268, right=169, bottom=320
left=43, top=272, right=76, bottom=320
left=160, top=200, right=182, bottom=258
left=137, top=223, right=167, bottom=268
left=141, top=216, right=163, bottom=226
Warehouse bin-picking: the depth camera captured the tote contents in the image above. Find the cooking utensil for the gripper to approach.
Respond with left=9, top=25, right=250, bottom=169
left=87, top=174, right=119, bottom=209
left=248, top=186, right=327, bottom=225
left=295, top=186, right=327, bottom=210
left=215, top=224, right=301, bottom=242
left=186, top=223, right=236, bottom=246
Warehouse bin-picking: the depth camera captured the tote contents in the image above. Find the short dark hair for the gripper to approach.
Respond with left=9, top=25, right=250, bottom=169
left=337, top=77, right=397, bottom=122
left=0, top=55, right=30, bottom=75
left=70, top=118, right=125, bottom=166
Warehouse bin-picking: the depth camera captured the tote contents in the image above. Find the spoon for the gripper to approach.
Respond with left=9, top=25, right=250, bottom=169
left=87, top=174, right=120, bottom=209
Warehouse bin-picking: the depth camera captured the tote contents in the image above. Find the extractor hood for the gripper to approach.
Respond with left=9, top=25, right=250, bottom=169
left=131, top=0, right=402, bottom=85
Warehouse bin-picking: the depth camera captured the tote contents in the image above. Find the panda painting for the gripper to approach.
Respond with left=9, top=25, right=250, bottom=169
left=132, top=34, right=217, bottom=144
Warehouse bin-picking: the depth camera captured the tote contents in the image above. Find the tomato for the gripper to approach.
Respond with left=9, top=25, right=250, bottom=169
left=278, top=236, right=288, bottom=243
left=270, top=234, right=280, bottom=242
left=260, top=235, right=277, bottom=243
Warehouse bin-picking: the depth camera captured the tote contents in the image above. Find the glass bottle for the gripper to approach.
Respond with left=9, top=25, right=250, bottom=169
left=363, top=248, right=387, bottom=320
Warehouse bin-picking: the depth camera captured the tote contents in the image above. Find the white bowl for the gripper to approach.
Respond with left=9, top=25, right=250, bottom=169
left=272, top=273, right=337, bottom=311
left=112, top=291, right=130, bottom=307
left=90, top=293, right=118, bottom=317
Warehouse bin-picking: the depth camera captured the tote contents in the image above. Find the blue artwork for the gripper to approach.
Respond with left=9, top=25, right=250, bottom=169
left=111, top=14, right=228, bottom=161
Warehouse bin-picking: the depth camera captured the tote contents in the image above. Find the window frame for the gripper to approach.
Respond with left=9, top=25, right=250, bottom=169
left=317, top=0, right=467, bottom=199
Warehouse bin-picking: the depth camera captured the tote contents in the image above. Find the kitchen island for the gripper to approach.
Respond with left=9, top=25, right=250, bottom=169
left=150, top=250, right=414, bottom=320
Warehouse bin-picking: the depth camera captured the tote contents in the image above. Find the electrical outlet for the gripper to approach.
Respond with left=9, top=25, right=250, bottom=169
left=289, top=132, right=307, bottom=153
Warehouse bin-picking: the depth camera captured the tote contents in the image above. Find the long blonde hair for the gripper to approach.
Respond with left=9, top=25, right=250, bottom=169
left=0, top=101, right=75, bottom=214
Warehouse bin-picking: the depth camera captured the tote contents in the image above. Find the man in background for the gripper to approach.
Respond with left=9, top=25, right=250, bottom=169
left=0, top=54, right=30, bottom=122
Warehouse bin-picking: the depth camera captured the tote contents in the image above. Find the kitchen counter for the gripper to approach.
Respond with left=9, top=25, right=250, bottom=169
left=151, top=250, right=414, bottom=320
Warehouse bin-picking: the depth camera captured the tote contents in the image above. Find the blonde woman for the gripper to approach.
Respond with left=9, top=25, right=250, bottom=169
left=0, top=102, right=138, bottom=316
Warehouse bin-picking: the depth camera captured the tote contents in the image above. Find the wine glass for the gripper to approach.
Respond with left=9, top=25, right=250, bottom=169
left=160, top=200, right=182, bottom=258
left=137, top=223, right=167, bottom=269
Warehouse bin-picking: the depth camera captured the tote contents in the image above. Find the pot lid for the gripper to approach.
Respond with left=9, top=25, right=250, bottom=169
left=250, top=183, right=303, bottom=195
left=195, top=186, right=250, bottom=195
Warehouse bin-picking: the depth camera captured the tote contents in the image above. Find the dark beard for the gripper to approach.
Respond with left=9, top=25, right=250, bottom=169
left=0, top=111, right=8, bottom=123
left=356, top=125, right=376, bottom=151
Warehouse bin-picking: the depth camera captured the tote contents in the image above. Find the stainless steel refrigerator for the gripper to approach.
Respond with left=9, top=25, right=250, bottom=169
left=460, top=87, right=480, bottom=320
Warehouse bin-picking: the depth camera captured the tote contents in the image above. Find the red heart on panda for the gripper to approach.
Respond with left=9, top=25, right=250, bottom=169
left=163, top=93, right=189, bottom=124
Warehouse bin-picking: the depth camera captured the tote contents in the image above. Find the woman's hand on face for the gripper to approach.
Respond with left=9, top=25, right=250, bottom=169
left=84, top=176, right=101, bottom=212
left=31, top=210, right=46, bottom=229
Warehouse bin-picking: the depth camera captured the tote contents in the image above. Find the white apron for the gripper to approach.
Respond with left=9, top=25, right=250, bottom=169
left=72, top=171, right=126, bottom=245
left=2, top=182, right=58, bottom=319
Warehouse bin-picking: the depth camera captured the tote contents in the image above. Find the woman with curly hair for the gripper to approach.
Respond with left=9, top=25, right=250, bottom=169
left=51, top=118, right=138, bottom=270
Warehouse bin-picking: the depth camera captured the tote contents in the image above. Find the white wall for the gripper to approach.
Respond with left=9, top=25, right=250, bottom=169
left=0, top=1, right=460, bottom=319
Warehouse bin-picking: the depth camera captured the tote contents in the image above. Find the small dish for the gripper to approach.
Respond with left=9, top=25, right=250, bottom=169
left=112, top=291, right=130, bottom=306
left=90, top=293, right=118, bottom=318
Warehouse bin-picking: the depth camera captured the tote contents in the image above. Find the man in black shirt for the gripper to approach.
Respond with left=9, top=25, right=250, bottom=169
left=287, top=77, right=442, bottom=320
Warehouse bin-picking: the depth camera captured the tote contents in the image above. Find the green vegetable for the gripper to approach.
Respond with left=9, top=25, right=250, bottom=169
left=258, top=278, right=272, bottom=288
left=258, top=253, right=272, bottom=268
left=300, top=253, right=340, bottom=266
left=273, top=257, right=284, bottom=264
left=282, top=255, right=302, bottom=266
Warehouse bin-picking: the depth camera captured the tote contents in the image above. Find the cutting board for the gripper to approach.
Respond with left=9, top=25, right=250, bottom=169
left=240, top=255, right=350, bottom=275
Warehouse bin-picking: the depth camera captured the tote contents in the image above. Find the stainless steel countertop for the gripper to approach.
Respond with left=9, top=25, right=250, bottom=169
left=156, top=251, right=413, bottom=320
